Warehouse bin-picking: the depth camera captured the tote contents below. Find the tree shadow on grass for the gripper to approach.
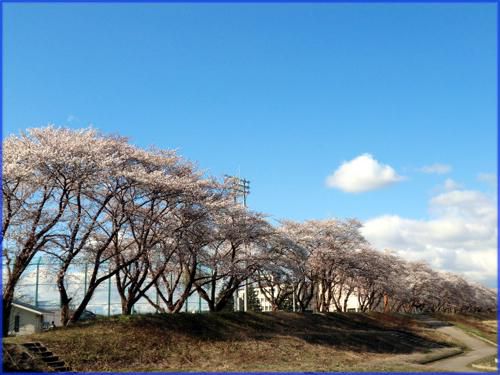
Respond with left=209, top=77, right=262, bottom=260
left=97, top=311, right=451, bottom=354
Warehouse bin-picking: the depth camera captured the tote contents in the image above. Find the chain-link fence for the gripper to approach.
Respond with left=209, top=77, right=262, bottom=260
left=2, top=257, right=211, bottom=316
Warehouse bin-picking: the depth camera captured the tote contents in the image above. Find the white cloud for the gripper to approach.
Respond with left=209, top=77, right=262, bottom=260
left=326, top=153, right=404, bottom=193
left=361, top=188, right=497, bottom=287
left=419, top=163, right=452, bottom=174
left=477, top=173, right=497, bottom=187
left=443, top=178, right=461, bottom=191
left=362, top=190, right=497, bottom=287
left=7, top=262, right=165, bottom=314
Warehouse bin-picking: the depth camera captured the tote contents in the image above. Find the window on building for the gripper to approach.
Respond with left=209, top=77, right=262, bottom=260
left=238, top=298, right=244, bottom=311
left=14, top=315, right=20, bottom=332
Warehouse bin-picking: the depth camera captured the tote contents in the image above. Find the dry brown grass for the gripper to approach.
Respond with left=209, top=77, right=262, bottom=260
left=482, top=320, right=498, bottom=330
left=3, top=343, right=52, bottom=372
left=433, top=312, right=498, bottom=343
left=470, top=354, right=498, bottom=372
left=4, top=312, right=455, bottom=372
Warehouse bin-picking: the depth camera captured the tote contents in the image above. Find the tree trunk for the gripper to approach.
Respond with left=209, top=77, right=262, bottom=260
left=2, top=266, right=25, bottom=336
left=121, top=297, right=133, bottom=315
left=343, top=289, right=353, bottom=312
left=214, top=287, right=237, bottom=312
left=68, top=286, right=97, bottom=324
left=57, top=270, right=72, bottom=326
left=2, top=285, right=15, bottom=336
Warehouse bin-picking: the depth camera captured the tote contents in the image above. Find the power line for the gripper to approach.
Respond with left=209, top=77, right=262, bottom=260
left=224, top=175, right=250, bottom=207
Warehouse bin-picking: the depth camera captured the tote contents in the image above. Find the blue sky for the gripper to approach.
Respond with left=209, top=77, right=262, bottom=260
left=3, top=3, right=498, bottom=285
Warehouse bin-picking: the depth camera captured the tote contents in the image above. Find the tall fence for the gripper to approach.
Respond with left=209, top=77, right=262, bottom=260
left=2, top=257, right=210, bottom=315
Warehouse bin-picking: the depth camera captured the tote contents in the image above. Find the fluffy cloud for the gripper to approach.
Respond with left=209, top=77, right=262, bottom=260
left=477, top=172, right=497, bottom=187
left=419, top=163, right=452, bottom=174
left=443, top=178, right=461, bottom=191
left=326, top=154, right=404, bottom=193
left=361, top=188, right=497, bottom=287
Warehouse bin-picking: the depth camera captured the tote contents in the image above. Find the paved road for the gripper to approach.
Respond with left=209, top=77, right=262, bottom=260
left=416, top=316, right=498, bottom=372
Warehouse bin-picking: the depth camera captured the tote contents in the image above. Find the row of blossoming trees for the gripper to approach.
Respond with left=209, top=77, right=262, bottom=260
left=2, top=127, right=496, bottom=336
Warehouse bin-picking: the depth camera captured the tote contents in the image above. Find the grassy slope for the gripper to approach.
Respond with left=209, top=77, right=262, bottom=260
left=4, top=312, right=458, bottom=372
left=470, top=354, right=498, bottom=372
left=433, top=312, right=498, bottom=344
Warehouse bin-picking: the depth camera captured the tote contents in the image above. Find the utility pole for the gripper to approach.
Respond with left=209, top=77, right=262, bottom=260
left=156, top=288, right=160, bottom=314
left=84, top=263, right=88, bottom=295
left=224, top=175, right=250, bottom=206
left=224, top=175, right=250, bottom=312
left=35, top=257, right=41, bottom=307
left=108, top=268, right=112, bottom=317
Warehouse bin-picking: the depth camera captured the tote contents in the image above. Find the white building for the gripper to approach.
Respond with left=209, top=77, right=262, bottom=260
left=8, top=300, right=59, bottom=335
left=236, top=283, right=362, bottom=312
left=339, top=293, right=361, bottom=312
left=236, top=282, right=274, bottom=311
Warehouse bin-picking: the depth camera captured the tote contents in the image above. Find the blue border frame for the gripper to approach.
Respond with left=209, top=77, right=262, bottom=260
left=0, top=1, right=499, bottom=3
left=0, top=1, right=498, bottom=374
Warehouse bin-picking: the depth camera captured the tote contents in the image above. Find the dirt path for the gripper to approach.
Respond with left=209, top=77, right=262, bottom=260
left=417, top=316, right=497, bottom=372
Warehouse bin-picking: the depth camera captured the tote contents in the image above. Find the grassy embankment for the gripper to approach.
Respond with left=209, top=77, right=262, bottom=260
left=4, top=312, right=462, bottom=372
left=470, top=354, right=498, bottom=372
left=434, top=312, right=498, bottom=344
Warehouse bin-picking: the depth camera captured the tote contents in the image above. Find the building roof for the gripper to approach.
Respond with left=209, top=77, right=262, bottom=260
left=12, top=300, right=54, bottom=315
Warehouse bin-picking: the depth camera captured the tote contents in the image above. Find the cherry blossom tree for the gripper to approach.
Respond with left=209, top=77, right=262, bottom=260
left=194, top=200, right=274, bottom=312
left=252, top=231, right=310, bottom=312
left=4, top=125, right=496, bottom=332
left=80, top=145, right=216, bottom=320
left=2, top=127, right=91, bottom=334
left=352, top=248, right=404, bottom=312
left=306, top=219, right=367, bottom=312
left=140, top=181, right=229, bottom=313
left=36, top=128, right=139, bottom=324
left=2, top=126, right=212, bottom=326
left=277, top=221, right=317, bottom=312
left=113, top=175, right=217, bottom=315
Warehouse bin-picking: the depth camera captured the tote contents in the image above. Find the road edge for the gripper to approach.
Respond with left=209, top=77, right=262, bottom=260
left=413, top=347, right=464, bottom=365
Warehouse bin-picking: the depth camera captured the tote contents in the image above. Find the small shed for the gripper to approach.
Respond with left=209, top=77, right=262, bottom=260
left=8, top=300, right=57, bottom=336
